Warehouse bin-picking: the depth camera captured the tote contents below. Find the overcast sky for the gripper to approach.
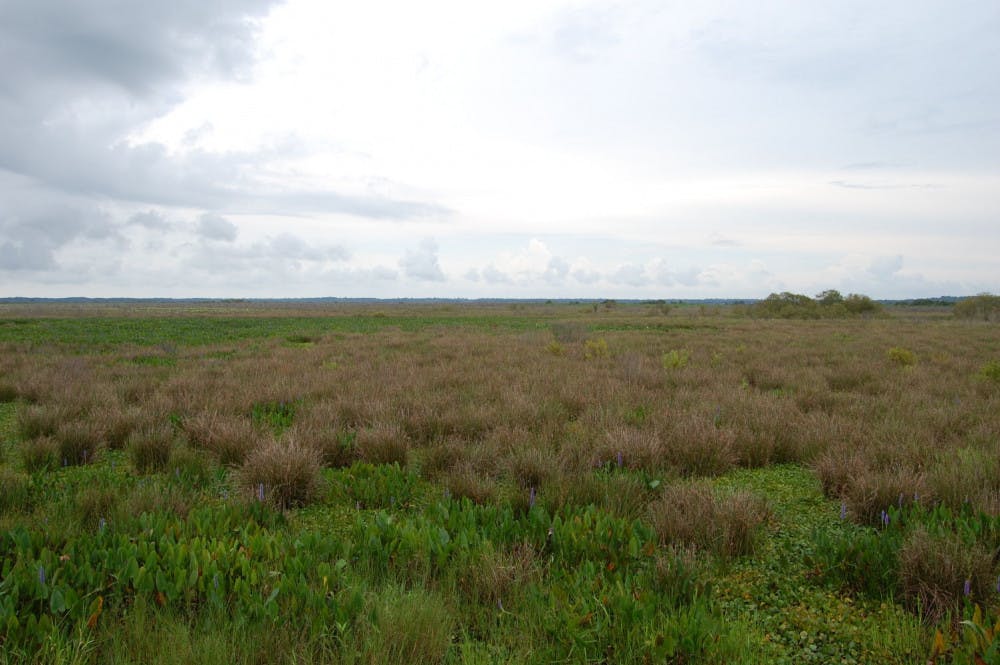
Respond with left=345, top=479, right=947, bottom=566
left=1, top=0, right=997, bottom=299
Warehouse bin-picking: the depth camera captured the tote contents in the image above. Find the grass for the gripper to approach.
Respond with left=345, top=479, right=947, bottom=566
left=0, top=302, right=998, bottom=663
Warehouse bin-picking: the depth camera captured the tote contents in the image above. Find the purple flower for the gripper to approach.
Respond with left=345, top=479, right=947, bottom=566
left=880, top=510, right=890, bottom=528
left=82, top=449, right=88, bottom=463
left=99, top=518, right=106, bottom=531
left=840, top=503, right=847, bottom=520
left=529, top=486, right=536, bottom=509
left=616, top=451, right=623, bottom=469
left=964, top=579, right=972, bottom=597
left=257, top=483, right=265, bottom=502
left=38, top=565, right=45, bottom=586
left=213, top=574, right=220, bottom=590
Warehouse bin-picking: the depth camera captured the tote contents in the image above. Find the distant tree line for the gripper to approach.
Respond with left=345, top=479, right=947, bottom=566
left=953, top=294, right=1000, bottom=321
left=749, top=290, right=882, bottom=319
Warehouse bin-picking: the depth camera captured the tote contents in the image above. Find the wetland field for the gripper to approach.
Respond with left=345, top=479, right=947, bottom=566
left=1, top=301, right=999, bottom=664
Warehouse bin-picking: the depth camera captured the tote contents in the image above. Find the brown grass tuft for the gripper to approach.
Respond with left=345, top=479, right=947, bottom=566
left=648, top=481, right=772, bottom=559
left=236, top=438, right=324, bottom=509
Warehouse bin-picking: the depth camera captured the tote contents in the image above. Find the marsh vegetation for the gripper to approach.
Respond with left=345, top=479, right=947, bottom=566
left=0, top=300, right=998, bottom=663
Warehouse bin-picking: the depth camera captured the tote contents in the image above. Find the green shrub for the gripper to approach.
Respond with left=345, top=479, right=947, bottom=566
left=545, top=340, right=565, bottom=356
left=584, top=337, right=609, bottom=359
left=887, top=347, right=917, bottom=367
left=978, top=360, right=1000, bottom=384
left=661, top=349, right=690, bottom=370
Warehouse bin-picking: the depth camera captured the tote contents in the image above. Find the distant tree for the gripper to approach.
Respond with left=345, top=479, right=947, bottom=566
left=843, top=293, right=881, bottom=315
left=954, top=293, right=1000, bottom=321
left=816, top=289, right=844, bottom=306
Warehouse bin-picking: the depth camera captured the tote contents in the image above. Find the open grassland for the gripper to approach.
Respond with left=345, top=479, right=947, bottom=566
left=1, top=302, right=999, bottom=664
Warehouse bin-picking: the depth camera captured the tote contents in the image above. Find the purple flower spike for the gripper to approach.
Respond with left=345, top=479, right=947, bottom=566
left=840, top=503, right=847, bottom=520
left=257, top=483, right=265, bottom=502
left=616, top=451, right=623, bottom=469
left=99, top=518, right=106, bottom=531
left=529, top=486, right=536, bottom=509
left=995, top=576, right=1000, bottom=594
left=964, top=579, right=972, bottom=597
left=38, top=565, right=46, bottom=586
left=880, top=510, right=890, bottom=528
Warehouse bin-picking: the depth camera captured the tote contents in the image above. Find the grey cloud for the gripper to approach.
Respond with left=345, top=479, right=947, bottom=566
left=482, top=265, right=511, bottom=284
left=611, top=263, right=650, bottom=287
left=399, top=239, right=446, bottom=282
left=544, top=256, right=570, bottom=283
left=269, top=233, right=349, bottom=262
left=868, top=255, right=903, bottom=280
left=197, top=214, right=238, bottom=242
left=127, top=210, right=173, bottom=231
left=464, top=268, right=481, bottom=282
left=572, top=267, right=601, bottom=284
left=0, top=0, right=277, bottom=98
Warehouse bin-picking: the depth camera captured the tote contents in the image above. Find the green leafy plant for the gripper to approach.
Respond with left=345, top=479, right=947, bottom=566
left=661, top=349, right=690, bottom=370
left=584, top=337, right=610, bottom=359
left=887, top=347, right=917, bottom=367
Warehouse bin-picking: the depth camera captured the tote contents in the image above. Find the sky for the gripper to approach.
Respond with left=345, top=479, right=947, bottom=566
left=1, top=0, right=998, bottom=299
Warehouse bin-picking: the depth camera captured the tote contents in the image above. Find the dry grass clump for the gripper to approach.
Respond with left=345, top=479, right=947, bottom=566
left=285, top=422, right=357, bottom=468
left=236, top=438, right=324, bottom=510
left=440, top=462, right=497, bottom=505
left=76, top=485, right=119, bottom=527
left=104, top=404, right=152, bottom=450
left=457, top=541, right=537, bottom=607
left=0, top=467, right=32, bottom=514
left=55, top=420, right=104, bottom=466
left=356, top=423, right=410, bottom=465
left=648, top=481, right=772, bottom=559
left=898, top=527, right=997, bottom=623
left=127, top=425, right=177, bottom=474
left=660, top=416, right=738, bottom=477
left=20, top=436, right=59, bottom=473
left=183, top=412, right=263, bottom=466
left=17, top=403, right=76, bottom=439
left=502, top=444, right=556, bottom=489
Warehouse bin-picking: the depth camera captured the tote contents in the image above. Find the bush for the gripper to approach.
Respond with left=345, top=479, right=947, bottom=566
left=237, top=438, right=324, bottom=509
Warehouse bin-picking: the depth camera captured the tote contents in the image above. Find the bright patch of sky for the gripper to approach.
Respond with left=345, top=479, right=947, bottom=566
left=1, top=0, right=998, bottom=298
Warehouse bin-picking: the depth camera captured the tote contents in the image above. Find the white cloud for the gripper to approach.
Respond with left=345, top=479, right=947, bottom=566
left=399, top=238, right=446, bottom=282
